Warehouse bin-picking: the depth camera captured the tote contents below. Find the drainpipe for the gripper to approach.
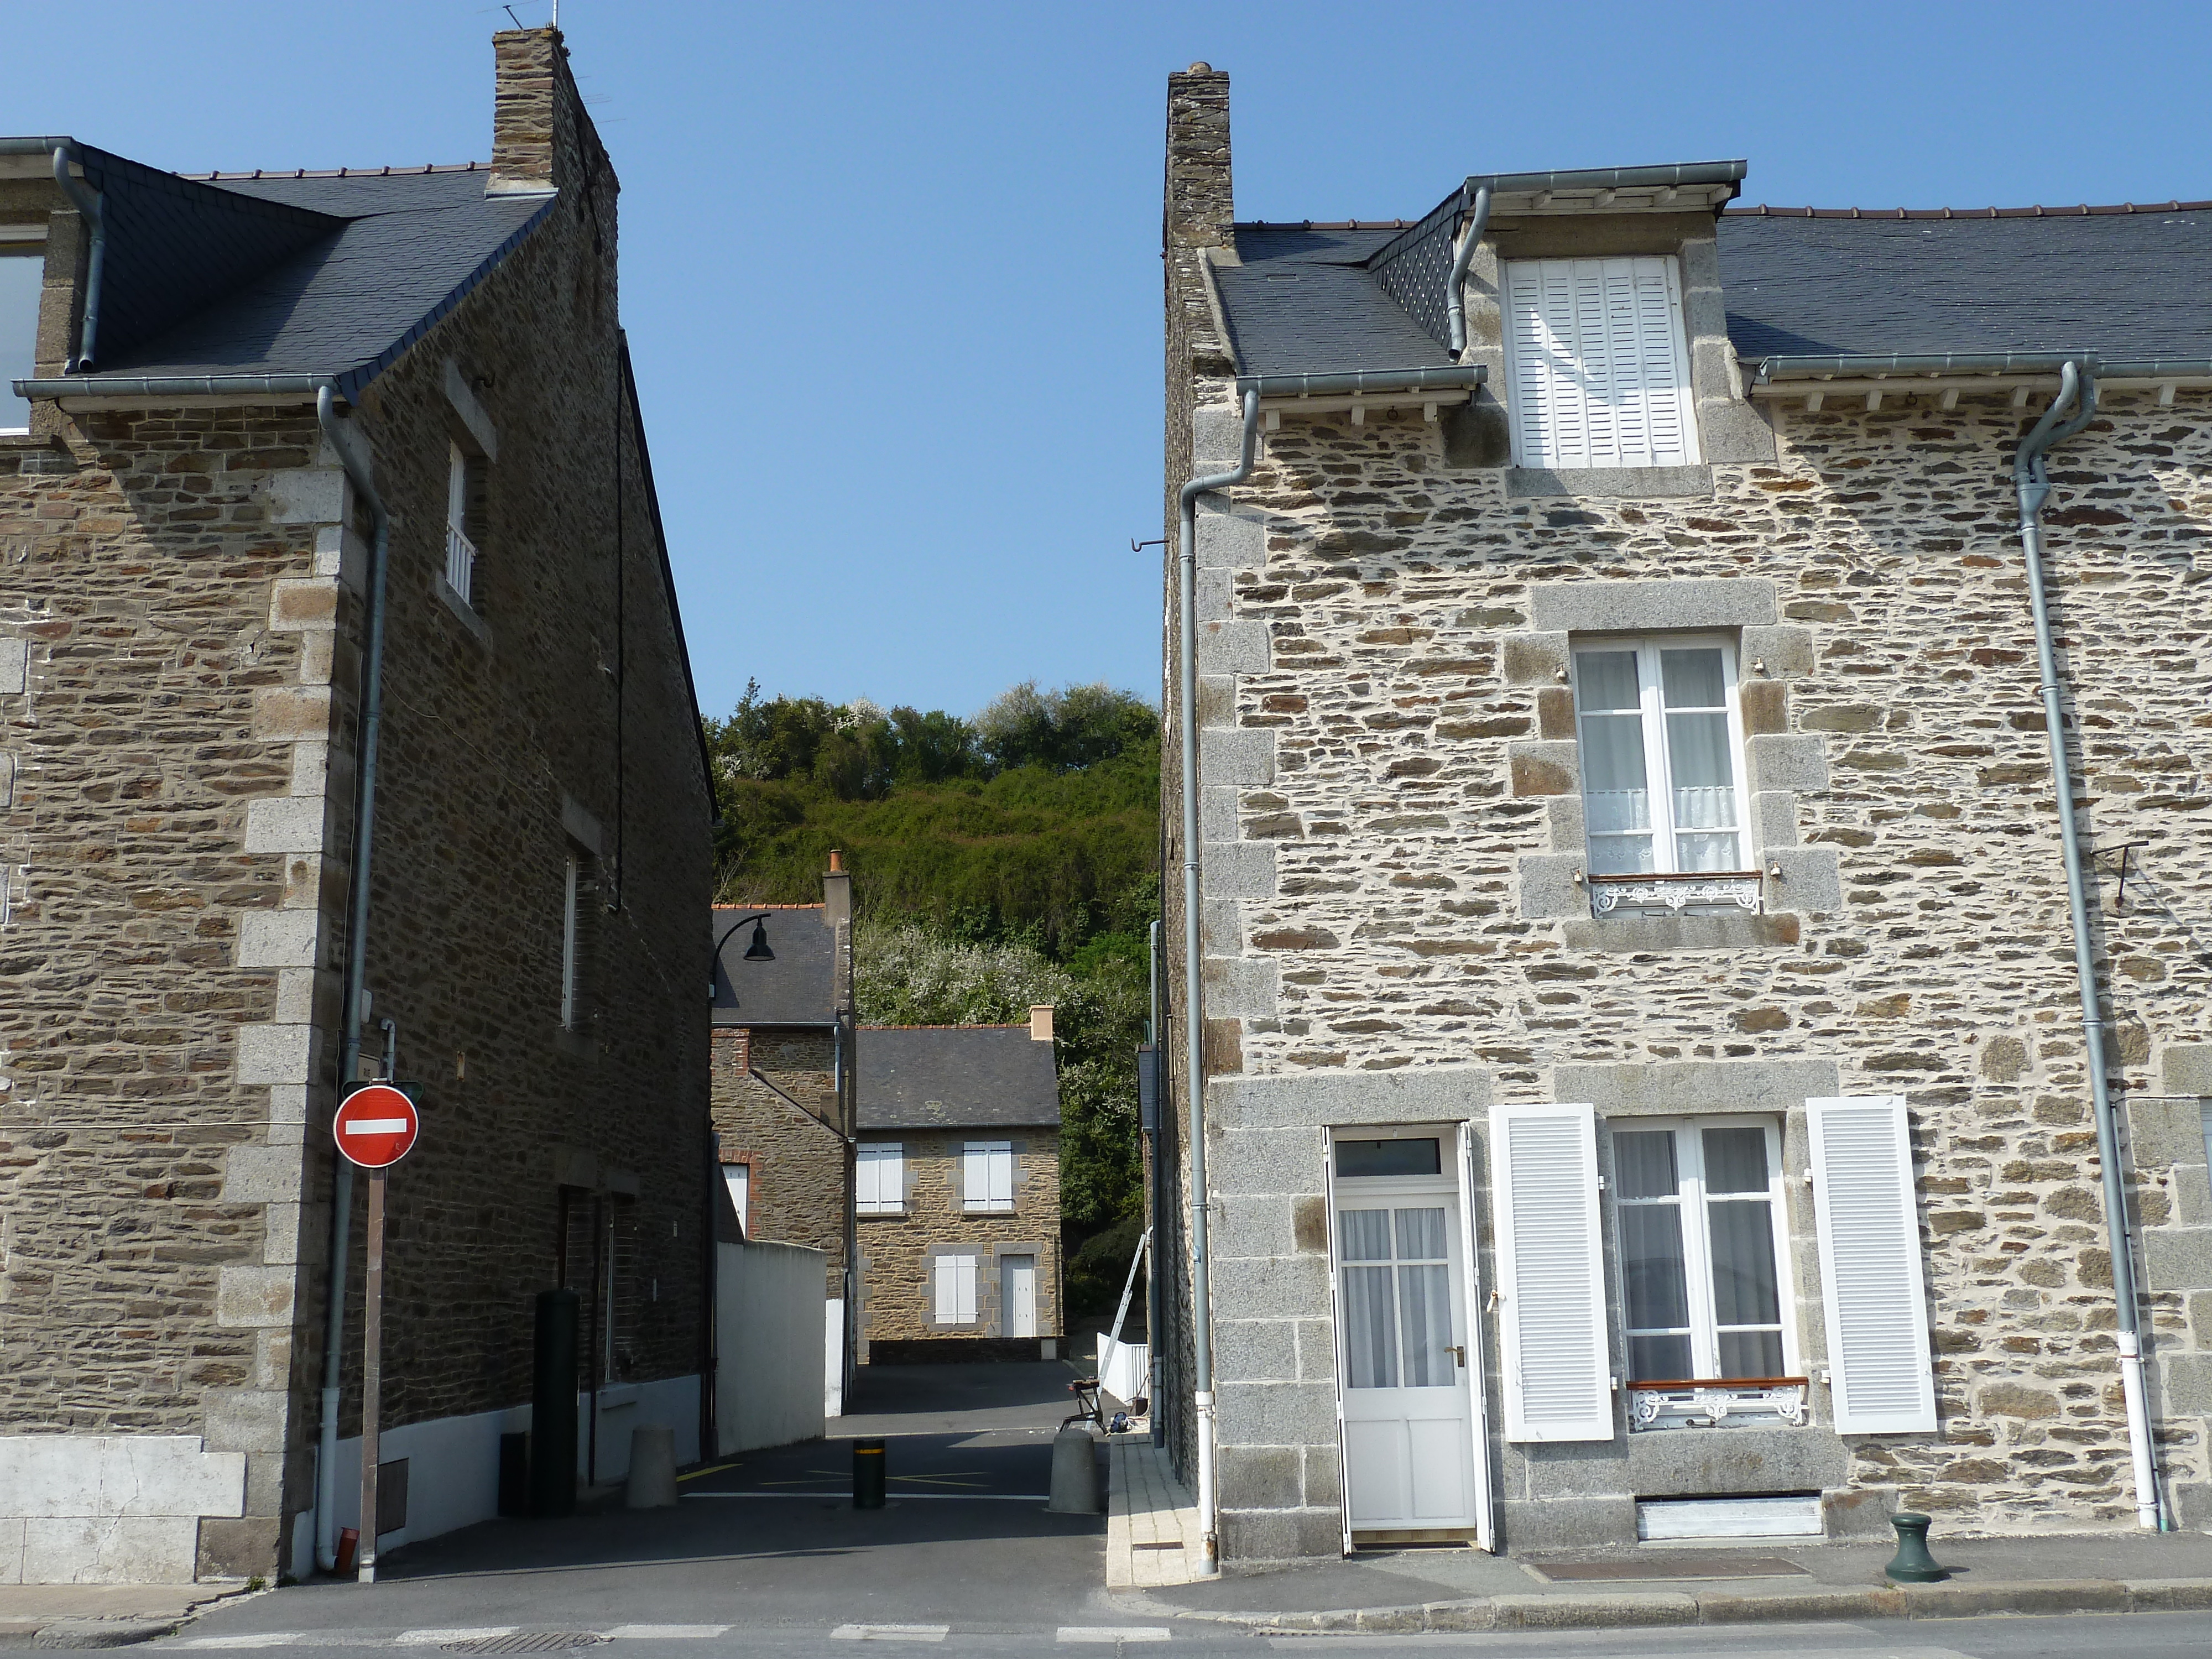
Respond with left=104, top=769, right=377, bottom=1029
left=2015, top=360, right=2163, bottom=1531
left=312, top=383, right=395, bottom=1571
left=1176, top=387, right=1260, bottom=1575
left=1444, top=184, right=1491, bottom=363
left=1146, top=917, right=1165, bottom=1450
left=48, top=145, right=104, bottom=373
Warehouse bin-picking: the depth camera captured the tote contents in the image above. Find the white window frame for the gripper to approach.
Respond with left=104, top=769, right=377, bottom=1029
left=1, top=238, right=45, bottom=436
left=962, top=1140, right=1014, bottom=1213
left=933, top=1253, right=978, bottom=1325
left=1500, top=254, right=1700, bottom=470
left=856, top=1142, right=904, bottom=1215
left=560, top=853, right=581, bottom=1029
left=1611, top=1115, right=1796, bottom=1384
left=1570, top=632, right=1751, bottom=877
left=445, top=440, right=479, bottom=606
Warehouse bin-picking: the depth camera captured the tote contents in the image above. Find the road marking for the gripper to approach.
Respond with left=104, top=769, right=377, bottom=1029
left=602, top=1627, right=730, bottom=1640
left=395, top=1632, right=515, bottom=1647
left=684, top=1490, right=1050, bottom=1501
left=674, top=1462, right=741, bottom=1483
left=830, top=1626, right=949, bottom=1643
left=1058, top=1630, right=1170, bottom=1644
left=174, top=1637, right=302, bottom=1649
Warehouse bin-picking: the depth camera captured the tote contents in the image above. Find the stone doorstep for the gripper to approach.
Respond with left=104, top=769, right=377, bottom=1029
left=1151, top=1575, right=2212, bottom=1632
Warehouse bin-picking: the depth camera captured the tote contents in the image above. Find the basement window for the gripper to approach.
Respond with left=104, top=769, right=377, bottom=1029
left=1, top=242, right=41, bottom=434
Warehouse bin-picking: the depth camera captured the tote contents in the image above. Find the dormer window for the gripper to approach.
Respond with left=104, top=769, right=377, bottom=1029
left=1, top=238, right=42, bottom=434
left=1501, top=256, right=1698, bottom=469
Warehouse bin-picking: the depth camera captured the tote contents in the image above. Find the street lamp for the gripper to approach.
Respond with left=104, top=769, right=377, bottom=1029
left=710, top=911, right=775, bottom=998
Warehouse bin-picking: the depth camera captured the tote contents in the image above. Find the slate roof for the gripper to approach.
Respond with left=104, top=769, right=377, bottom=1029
left=1208, top=185, right=2212, bottom=379
left=13, top=142, right=554, bottom=399
left=711, top=905, right=834, bottom=1027
left=857, top=1026, right=1062, bottom=1133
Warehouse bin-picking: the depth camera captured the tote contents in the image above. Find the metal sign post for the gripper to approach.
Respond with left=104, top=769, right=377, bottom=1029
left=332, top=1082, right=419, bottom=1585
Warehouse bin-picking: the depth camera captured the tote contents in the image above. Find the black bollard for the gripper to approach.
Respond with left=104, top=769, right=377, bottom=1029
left=1885, top=1511, right=1949, bottom=1583
left=530, top=1288, right=580, bottom=1517
left=853, top=1437, right=886, bottom=1509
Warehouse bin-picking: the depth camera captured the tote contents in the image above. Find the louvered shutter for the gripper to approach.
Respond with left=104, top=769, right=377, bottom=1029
left=1489, top=1102, right=1614, bottom=1442
left=1807, top=1097, right=1937, bottom=1434
left=1503, top=257, right=1698, bottom=470
left=989, top=1144, right=1014, bottom=1210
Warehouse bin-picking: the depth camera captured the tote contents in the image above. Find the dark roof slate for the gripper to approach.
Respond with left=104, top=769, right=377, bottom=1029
left=1207, top=189, right=2212, bottom=378
left=857, top=1026, right=1061, bottom=1133
left=711, top=906, right=834, bottom=1027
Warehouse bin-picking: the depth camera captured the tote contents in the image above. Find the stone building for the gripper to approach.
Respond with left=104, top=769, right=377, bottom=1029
left=1158, top=64, right=2212, bottom=1572
left=855, top=1018, right=1065, bottom=1360
left=0, top=28, right=714, bottom=1584
left=709, top=863, right=856, bottom=1405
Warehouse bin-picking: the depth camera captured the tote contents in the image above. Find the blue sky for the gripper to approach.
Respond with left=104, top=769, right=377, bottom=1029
left=9, top=1, right=2212, bottom=721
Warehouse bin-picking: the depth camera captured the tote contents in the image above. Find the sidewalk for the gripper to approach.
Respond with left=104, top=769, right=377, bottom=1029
left=1119, top=1526, right=2212, bottom=1632
left=1103, top=1435, right=1205, bottom=1589
left=0, top=1585, right=248, bottom=1650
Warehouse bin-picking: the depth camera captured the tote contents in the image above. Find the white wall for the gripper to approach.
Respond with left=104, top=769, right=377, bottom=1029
left=716, top=1240, right=828, bottom=1455
left=0, top=1435, right=246, bottom=1584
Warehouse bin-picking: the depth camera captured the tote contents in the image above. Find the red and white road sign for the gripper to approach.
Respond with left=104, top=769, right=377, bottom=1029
left=333, top=1084, right=419, bottom=1168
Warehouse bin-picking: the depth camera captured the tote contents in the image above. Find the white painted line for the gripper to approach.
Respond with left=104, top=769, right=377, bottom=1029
left=342, top=1118, right=409, bottom=1134
left=830, top=1627, right=950, bottom=1643
left=395, top=1631, right=515, bottom=1647
left=685, top=1491, right=1049, bottom=1501
left=1059, top=1630, right=1171, bottom=1644
left=174, top=1638, right=303, bottom=1650
left=602, top=1627, right=731, bottom=1640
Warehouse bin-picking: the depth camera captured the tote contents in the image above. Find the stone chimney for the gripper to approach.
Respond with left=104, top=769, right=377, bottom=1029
left=1029, top=1005, right=1055, bottom=1044
left=1164, top=63, right=1233, bottom=255
left=490, top=27, right=597, bottom=195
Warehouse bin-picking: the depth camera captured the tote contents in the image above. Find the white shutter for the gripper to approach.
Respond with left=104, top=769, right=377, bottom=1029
left=958, top=1256, right=978, bottom=1323
left=1489, top=1102, right=1614, bottom=1442
left=855, top=1147, right=879, bottom=1212
left=857, top=1143, right=901, bottom=1214
left=963, top=1142, right=987, bottom=1208
left=1807, top=1097, right=1937, bottom=1434
left=1503, top=257, right=1697, bottom=470
left=989, top=1144, right=1014, bottom=1210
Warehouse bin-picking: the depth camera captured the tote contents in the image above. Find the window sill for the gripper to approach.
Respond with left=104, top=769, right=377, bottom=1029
left=1505, top=464, right=1713, bottom=500
left=962, top=1206, right=1016, bottom=1216
left=435, top=573, right=492, bottom=650
left=1562, top=911, right=1801, bottom=952
left=858, top=1208, right=907, bottom=1220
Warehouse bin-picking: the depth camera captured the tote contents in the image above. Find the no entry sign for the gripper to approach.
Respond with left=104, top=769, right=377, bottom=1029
left=334, top=1083, right=419, bottom=1168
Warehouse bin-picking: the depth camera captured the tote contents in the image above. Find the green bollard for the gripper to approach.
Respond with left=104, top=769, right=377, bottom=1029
left=1885, top=1511, right=1949, bottom=1583
left=853, top=1437, right=886, bottom=1509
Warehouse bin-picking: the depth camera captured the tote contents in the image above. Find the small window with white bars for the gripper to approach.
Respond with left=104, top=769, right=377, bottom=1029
left=560, top=852, right=582, bottom=1029
left=1501, top=255, right=1698, bottom=471
left=962, top=1141, right=1014, bottom=1213
left=445, top=439, right=482, bottom=607
left=857, top=1142, right=904, bottom=1215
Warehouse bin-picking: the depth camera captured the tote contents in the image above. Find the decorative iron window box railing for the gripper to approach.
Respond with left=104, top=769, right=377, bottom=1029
left=1628, top=1375, right=1809, bottom=1432
left=1588, top=870, right=1764, bottom=917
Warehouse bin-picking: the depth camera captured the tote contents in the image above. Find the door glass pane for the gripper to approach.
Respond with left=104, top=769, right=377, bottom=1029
left=1707, top=1198, right=1781, bottom=1326
left=1339, top=1208, right=1392, bottom=1261
left=1397, top=1264, right=1454, bottom=1387
left=1717, top=1329, right=1785, bottom=1379
left=1620, top=1204, right=1690, bottom=1333
left=1582, top=717, right=1652, bottom=823
left=1630, top=1332, right=1693, bottom=1380
left=1394, top=1206, right=1446, bottom=1261
left=1615, top=1130, right=1678, bottom=1199
left=1665, top=708, right=1738, bottom=870
left=1701, top=1126, right=1770, bottom=1194
left=1343, top=1265, right=1398, bottom=1388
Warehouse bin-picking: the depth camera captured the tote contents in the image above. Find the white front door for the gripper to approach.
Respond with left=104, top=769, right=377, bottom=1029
left=1003, top=1255, right=1037, bottom=1338
left=1331, top=1138, right=1480, bottom=1536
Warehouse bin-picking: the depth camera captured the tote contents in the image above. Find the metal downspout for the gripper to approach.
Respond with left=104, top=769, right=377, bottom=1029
left=48, top=145, right=103, bottom=373
left=1445, top=184, right=1492, bottom=363
left=1147, top=917, right=1165, bottom=1450
left=1176, top=387, right=1260, bottom=1574
left=2015, top=361, right=2163, bottom=1531
left=312, top=384, right=394, bottom=1572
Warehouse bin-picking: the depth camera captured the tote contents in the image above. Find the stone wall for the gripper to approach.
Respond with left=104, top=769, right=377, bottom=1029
left=710, top=1025, right=847, bottom=1296
left=0, top=27, right=714, bottom=1582
left=858, top=1127, right=1061, bottom=1343
left=1164, top=371, right=2212, bottom=1559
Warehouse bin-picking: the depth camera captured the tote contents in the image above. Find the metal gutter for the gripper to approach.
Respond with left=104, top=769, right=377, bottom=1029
left=1234, top=366, right=1483, bottom=399
left=1175, top=388, right=1260, bottom=1576
left=1464, top=160, right=1746, bottom=195
left=14, top=373, right=329, bottom=401
left=2012, top=361, right=2164, bottom=1532
left=312, top=382, right=394, bottom=1575
left=1445, top=185, right=1492, bottom=363
left=1757, top=352, right=2212, bottom=381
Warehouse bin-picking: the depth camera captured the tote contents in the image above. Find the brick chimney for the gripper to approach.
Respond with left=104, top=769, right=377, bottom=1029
left=490, top=27, right=596, bottom=195
left=1164, top=63, right=1233, bottom=256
